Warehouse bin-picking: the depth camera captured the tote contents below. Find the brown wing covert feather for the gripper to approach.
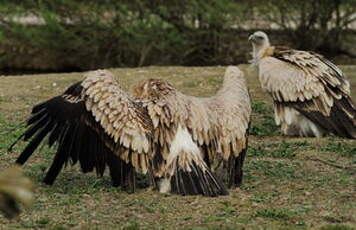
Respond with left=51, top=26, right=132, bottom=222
left=81, top=70, right=153, bottom=173
left=13, top=70, right=154, bottom=190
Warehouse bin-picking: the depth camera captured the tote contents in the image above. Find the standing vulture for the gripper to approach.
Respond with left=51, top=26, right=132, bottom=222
left=249, top=31, right=356, bottom=138
left=0, top=166, right=34, bottom=219
left=10, top=66, right=251, bottom=196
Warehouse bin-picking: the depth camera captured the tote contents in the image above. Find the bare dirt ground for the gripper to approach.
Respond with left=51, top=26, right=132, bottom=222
left=0, top=65, right=355, bottom=230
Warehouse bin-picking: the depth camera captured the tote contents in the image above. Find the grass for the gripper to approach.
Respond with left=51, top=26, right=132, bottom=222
left=250, top=98, right=279, bottom=137
left=321, top=142, right=356, bottom=158
left=255, top=208, right=296, bottom=221
left=0, top=65, right=355, bottom=229
left=248, top=141, right=309, bottom=158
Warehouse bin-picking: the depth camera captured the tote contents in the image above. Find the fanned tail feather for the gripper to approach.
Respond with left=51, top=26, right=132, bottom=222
left=170, top=156, right=228, bottom=197
left=161, top=125, right=228, bottom=197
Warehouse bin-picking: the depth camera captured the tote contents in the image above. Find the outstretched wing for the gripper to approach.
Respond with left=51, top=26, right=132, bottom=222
left=259, top=47, right=356, bottom=138
left=200, top=66, right=251, bottom=189
left=12, top=70, right=153, bottom=187
left=208, top=66, right=251, bottom=162
left=81, top=70, right=152, bottom=168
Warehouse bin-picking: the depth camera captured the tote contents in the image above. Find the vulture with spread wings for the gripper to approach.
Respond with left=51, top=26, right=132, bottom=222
left=11, top=66, right=251, bottom=196
left=249, top=31, right=356, bottom=138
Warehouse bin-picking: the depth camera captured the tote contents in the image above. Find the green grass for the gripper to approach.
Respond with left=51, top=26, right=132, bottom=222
left=255, top=208, right=296, bottom=221
left=248, top=141, right=309, bottom=158
left=0, top=65, right=355, bottom=229
left=321, top=142, right=356, bottom=158
left=251, top=100, right=273, bottom=115
left=250, top=115, right=279, bottom=137
left=320, top=225, right=355, bottom=230
left=250, top=100, right=279, bottom=137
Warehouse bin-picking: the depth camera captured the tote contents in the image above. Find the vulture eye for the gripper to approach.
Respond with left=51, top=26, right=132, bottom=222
left=256, top=36, right=264, bottom=40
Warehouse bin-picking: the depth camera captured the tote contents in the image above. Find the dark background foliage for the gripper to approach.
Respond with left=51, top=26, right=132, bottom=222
left=0, top=0, right=355, bottom=73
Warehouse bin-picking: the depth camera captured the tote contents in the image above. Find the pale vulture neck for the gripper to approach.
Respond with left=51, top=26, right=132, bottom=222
left=219, top=68, right=245, bottom=94
left=251, top=41, right=271, bottom=64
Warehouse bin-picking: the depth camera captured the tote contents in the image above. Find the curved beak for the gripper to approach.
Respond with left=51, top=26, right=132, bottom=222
left=248, top=35, right=255, bottom=42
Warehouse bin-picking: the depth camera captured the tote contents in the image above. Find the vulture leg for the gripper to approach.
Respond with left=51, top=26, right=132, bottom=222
left=202, top=145, right=211, bottom=169
left=227, top=148, right=247, bottom=188
left=278, top=108, right=326, bottom=137
left=114, top=152, right=136, bottom=193
left=107, top=153, right=142, bottom=193
left=107, top=153, right=125, bottom=187
left=228, top=131, right=249, bottom=188
left=126, top=165, right=136, bottom=193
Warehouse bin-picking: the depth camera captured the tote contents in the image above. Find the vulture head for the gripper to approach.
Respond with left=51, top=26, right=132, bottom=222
left=248, top=31, right=271, bottom=62
left=248, top=31, right=269, bottom=46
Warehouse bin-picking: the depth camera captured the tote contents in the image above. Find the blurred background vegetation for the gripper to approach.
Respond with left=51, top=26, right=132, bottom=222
left=0, top=0, right=356, bottom=74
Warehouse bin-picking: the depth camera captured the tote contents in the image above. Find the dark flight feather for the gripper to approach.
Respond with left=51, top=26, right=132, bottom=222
left=12, top=81, right=137, bottom=190
left=170, top=158, right=228, bottom=197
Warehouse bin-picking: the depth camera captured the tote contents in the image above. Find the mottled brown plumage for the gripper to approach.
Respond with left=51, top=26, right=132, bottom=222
left=133, top=67, right=251, bottom=188
left=81, top=70, right=153, bottom=173
left=249, top=31, right=356, bottom=138
left=12, top=67, right=251, bottom=196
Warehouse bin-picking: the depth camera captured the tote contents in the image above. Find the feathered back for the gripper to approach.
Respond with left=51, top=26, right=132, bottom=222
left=210, top=67, right=251, bottom=160
left=250, top=30, right=356, bottom=138
left=133, top=66, right=252, bottom=168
